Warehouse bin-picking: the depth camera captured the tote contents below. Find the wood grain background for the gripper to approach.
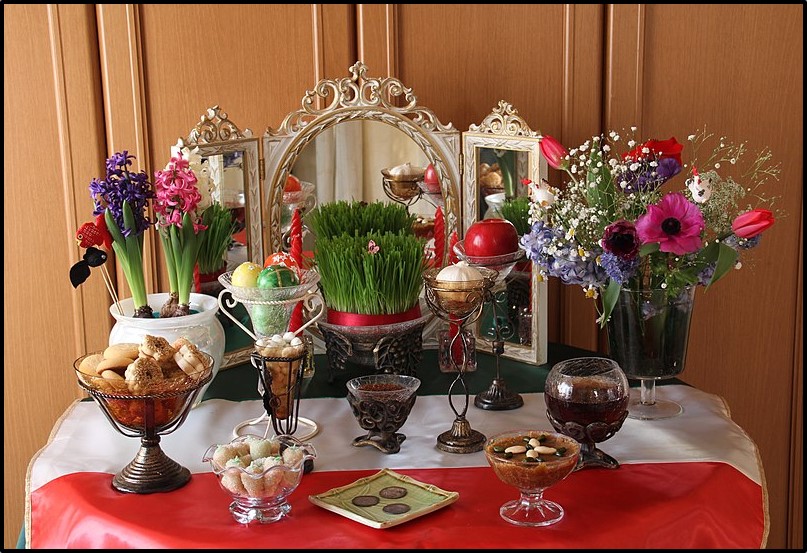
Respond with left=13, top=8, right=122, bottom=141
left=4, top=4, right=801, bottom=548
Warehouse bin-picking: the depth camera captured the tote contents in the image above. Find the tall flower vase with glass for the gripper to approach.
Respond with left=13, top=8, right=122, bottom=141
left=522, top=128, right=780, bottom=420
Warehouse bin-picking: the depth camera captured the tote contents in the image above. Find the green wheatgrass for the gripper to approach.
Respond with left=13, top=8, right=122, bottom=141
left=315, top=231, right=426, bottom=315
left=500, top=196, right=531, bottom=235
left=306, top=200, right=415, bottom=240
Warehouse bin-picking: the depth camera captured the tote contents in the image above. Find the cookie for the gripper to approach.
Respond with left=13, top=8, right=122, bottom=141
left=124, top=357, right=164, bottom=394
left=96, top=357, right=134, bottom=376
left=78, top=353, right=105, bottom=375
left=103, top=343, right=139, bottom=361
left=382, top=503, right=411, bottom=515
left=351, top=495, right=380, bottom=507
left=139, top=335, right=176, bottom=366
left=379, top=486, right=408, bottom=500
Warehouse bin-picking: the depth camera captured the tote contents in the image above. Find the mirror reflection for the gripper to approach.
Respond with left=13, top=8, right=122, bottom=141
left=477, top=147, right=531, bottom=221
left=289, top=120, right=437, bottom=255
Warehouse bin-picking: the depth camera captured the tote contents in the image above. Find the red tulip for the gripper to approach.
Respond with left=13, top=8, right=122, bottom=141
left=731, top=209, right=775, bottom=238
left=539, top=135, right=569, bottom=171
left=624, top=137, right=683, bottom=165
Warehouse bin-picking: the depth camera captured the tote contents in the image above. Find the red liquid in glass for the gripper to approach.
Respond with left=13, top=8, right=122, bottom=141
left=545, top=378, right=628, bottom=427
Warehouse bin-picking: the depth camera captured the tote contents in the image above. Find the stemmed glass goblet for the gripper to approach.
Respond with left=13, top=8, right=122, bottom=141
left=484, top=429, right=580, bottom=526
left=544, top=357, right=629, bottom=470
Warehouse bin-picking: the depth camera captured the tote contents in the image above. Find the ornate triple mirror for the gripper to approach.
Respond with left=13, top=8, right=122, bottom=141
left=462, top=101, right=548, bottom=365
left=177, top=106, right=263, bottom=368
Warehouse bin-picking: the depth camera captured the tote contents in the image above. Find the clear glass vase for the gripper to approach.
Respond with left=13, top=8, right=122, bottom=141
left=606, top=286, right=696, bottom=420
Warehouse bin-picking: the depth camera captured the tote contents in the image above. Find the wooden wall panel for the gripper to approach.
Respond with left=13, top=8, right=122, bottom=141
left=607, top=4, right=803, bottom=548
left=99, top=4, right=354, bottom=292
left=3, top=4, right=108, bottom=549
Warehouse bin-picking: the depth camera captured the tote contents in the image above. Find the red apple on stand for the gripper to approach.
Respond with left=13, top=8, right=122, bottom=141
left=464, top=219, right=520, bottom=257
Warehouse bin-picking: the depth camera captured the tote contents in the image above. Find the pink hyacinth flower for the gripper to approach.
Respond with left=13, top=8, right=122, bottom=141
left=636, top=193, right=705, bottom=255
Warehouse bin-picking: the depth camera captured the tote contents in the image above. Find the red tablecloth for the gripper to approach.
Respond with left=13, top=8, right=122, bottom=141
left=29, top=463, right=764, bottom=549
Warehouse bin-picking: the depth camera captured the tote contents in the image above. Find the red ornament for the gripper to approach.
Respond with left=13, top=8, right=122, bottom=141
left=464, top=219, right=519, bottom=257
left=423, top=163, right=440, bottom=193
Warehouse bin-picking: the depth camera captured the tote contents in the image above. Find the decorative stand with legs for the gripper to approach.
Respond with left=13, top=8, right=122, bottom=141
left=423, top=266, right=497, bottom=454
left=454, top=242, right=526, bottom=411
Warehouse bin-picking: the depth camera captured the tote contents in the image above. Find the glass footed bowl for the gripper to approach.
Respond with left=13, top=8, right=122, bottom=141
left=74, top=351, right=214, bottom=432
left=218, top=268, right=320, bottom=304
left=453, top=241, right=526, bottom=284
left=484, top=429, right=580, bottom=527
left=422, top=266, right=498, bottom=320
left=203, top=434, right=317, bottom=525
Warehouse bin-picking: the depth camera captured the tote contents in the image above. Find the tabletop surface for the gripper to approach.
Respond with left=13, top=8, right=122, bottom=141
left=25, top=345, right=767, bottom=549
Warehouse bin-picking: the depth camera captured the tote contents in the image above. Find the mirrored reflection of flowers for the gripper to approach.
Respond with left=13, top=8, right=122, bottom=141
left=522, top=128, right=781, bottom=326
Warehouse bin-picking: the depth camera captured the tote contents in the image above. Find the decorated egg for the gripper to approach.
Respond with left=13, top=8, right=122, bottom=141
left=436, top=261, right=483, bottom=283
left=231, top=262, right=263, bottom=288
left=257, top=265, right=299, bottom=289
left=264, top=251, right=304, bottom=279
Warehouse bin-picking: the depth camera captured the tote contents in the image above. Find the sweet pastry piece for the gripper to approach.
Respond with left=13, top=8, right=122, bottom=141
left=78, top=353, right=105, bottom=376
left=254, top=333, right=306, bottom=419
left=261, top=456, right=285, bottom=496
left=171, top=337, right=208, bottom=379
left=221, top=458, right=248, bottom=496
left=96, top=357, right=134, bottom=377
left=103, top=343, right=139, bottom=361
left=124, top=357, right=164, bottom=394
left=138, top=335, right=176, bottom=368
left=246, top=435, right=279, bottom=459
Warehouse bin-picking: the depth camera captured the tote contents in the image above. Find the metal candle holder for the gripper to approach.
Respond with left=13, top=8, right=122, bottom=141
left=423, top=266, right=497, bottom=454
left=454, top=242, right=526, bottom=411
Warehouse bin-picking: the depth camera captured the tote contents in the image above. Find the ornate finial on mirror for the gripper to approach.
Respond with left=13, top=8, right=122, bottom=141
left=177, top=106, right=263, bottom=369
left=468, top=100, right=539, bottom=138
left=462, top=101, right=548, bottom=366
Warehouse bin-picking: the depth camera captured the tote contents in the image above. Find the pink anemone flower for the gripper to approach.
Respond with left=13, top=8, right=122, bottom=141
left=636, top=193, right=704, bottom=255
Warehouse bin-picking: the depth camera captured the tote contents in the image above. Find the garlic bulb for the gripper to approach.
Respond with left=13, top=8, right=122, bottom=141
left=436, top=261, right=483, bottom=283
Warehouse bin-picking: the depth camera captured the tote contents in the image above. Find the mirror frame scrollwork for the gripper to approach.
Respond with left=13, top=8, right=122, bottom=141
left=462, top=101, right=548, bottom=365
left=262, top=61, right=462, bottom=261
left=178, top=105, right=263, bottom=369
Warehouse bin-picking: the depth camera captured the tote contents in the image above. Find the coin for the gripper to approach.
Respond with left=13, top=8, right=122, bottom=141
left=382, top=503, right=411, bottom=515
left=379, top=486, right=408, bottom=499
left=351, top=495, right=380, bottom=507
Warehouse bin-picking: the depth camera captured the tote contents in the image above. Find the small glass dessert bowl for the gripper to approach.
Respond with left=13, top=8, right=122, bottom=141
left=483, top=430, right=581, bottom=527
left=203, top=434, right=317, bottom=525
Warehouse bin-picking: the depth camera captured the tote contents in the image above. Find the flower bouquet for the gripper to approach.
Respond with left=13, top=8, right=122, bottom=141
left=522, top=128, right=779, bottom=327
left=522, top=128, right=780, bottom=419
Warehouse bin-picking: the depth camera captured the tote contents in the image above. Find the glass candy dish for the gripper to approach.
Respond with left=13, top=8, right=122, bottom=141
left=203, top=434, right=317, bottom=524
left=74, top=351, right=214, bottom=494
left=484, top=429, right=580, bottom=527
